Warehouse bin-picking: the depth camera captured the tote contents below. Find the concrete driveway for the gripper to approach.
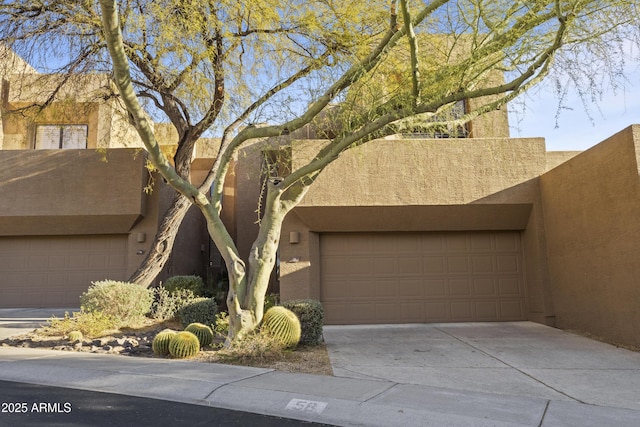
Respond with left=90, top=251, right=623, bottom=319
left=323, top=322, right=640, bottom=411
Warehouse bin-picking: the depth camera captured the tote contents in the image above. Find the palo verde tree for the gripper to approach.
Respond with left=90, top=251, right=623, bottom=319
left=2, top=1, right=638, bottom=340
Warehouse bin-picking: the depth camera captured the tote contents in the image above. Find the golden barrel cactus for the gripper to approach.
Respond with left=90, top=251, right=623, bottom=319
left=152, top=329, right=177, bottom=356
left=261, top=306, right=301, bottom=348
left=185, top=322, right=214, bottom=348
left=168, top=331, right=200, bottom=359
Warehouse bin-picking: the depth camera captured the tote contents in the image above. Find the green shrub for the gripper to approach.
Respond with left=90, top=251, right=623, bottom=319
left=43, top=311, right=118, bottom=338
left=185, top=323, right=214, bottom=348
left=80, top=280, right=153, bottom=326
left=163, top=275, right=205, bottom=296
left=261, top=306, right=301, bottom=348
left=177, top=298, right=218, bottom=328
left=213, top=312, right=229, bottom=338
left=264, top=293, right=280, bottom=312
left=281, top=299, right=324, bottom=346
left=151, top=286, right=198, bottom=321
left=152, top=329, right=177, bottom=356
left=67, top=331, right=84, bottom=343
left=168, top=331, right=200, bottom=359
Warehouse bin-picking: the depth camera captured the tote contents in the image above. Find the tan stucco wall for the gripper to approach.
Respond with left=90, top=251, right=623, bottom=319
left=540, top=125, right=640, bottom=348
left=0, top=149, right=147, bottom=233
left=295, top=137, right=547, bottom=206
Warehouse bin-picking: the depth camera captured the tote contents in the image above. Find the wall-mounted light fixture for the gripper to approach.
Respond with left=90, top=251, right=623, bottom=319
left=289, top=231, right=300, bottom=244
left=136, top=232, right=146, bottom=243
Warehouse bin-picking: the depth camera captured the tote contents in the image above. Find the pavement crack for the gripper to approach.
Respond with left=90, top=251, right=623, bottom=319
left=362, top=382, right=399, bottom=403
left=538, top=401, right=551, bottom=427
left=335, top=365, right=393, bottom=383
left=202, top=369, right=278, bottom=401
left=434, top=326, right=587, bottom=404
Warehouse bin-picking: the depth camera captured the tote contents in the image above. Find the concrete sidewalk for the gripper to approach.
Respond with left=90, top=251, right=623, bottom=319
left=1, top=312, right=640, bottom=426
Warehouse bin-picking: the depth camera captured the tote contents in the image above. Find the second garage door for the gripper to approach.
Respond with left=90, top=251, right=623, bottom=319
left=0, top=235, right=128, bottom=308
left=320, top=231, right=526, bottom=324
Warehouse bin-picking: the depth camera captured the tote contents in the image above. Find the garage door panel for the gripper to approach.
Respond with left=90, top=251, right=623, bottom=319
left=472, top=256, right=493, bottom=273
left=498, top=278, right=522, bottom=295
left=398, top=257, right=421, bottom=275
left=474, top=278, right=496, bottom=295
left=450, top=302, right=474, bottom=320
left=447, top=256, right=470, bottom=273
left=400, top=302, right=425, bottom=322
left=424, top=256, right=445, bottom=274
left=425, top=279, right=447, bottom=296
left=495, top=233, right=520, bottom=251
left=321, top=231, right=526, bottom=324
left=373, top=257, right=396, bottom=275
left=445, top=234, right=468, bottom=250
left=0, top=235, right=127, bottom=308
left=470, top=234, right=493, bottom=250
left=425, top=302, right=448, bottom=320
left=372, top=280, right=394, bottom=297
left=399, top=280, right=423, bottom=297
left=501, top=300, right=525, bottom=319
left=476, top=301, right=499, bottom=319
left=421, top=235, right=445, bottom=252
left=449, top=279, right=471, bottom=296
left=49, top=255, right=68, bottom=269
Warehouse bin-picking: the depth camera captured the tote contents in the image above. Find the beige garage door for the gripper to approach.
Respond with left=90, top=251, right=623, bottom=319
left=0, top=235, right=128, bottom=308
left=321, top=231, right=526, bottom=324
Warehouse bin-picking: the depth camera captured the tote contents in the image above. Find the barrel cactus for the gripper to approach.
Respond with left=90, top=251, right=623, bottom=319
left=68, top=330, right=83, bottom=342
left=152, top=329, right=177, bottom=356
left=261, top=306, right=301, bottom=348
left=185, top=323, right=214, bottom=348
left=168, top=331, right=200, bottom=359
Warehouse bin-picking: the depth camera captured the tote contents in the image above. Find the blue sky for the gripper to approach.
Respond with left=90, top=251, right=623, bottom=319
left=509, top=69, right=640, bottom=152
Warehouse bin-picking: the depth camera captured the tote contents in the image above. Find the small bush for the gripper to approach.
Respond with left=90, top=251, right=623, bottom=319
left=213, top=312, right=229, bottom=338
left=264, top=293, right=280, bottom=312
left=177, top=298, right=218, bottom=328
left=217, top=332, right=285, bottom=365
left=281, top=299, right=324, bottom=346
left=261, top=306, right=301, bottom=348
left=43, top=311, right=118, bottom=338
left=80, top=280, right=153, bottom=326
left=151, top=287, right=198, bottom=321
left=164, top=275, right=205, bottom=296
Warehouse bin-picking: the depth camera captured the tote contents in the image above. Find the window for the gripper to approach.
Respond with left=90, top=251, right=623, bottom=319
left=35, top=125, right=88, bottom=149
left=402, top=100, right=469, bottom=138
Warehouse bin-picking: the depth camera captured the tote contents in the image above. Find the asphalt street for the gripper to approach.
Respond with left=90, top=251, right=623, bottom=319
left=0, top=380, right=337, bottom=427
